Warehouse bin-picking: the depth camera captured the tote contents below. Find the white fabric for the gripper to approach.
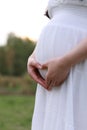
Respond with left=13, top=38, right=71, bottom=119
left=31, top=4, right=87, bottom=130
left=47, top=0, right=87, bottom=17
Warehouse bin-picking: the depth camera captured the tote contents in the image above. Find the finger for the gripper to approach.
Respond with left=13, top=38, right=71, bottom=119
left=30, top=69, right=48, bottom=89
left=54, top=81, right=60, bottom=87
left=58, top=77, right=67, bottom=86
left=29, top=59, right=42, bottom=69
left=47, top=81, right=55, bottom=90
left=27, top=57, right=42, bottom=69
left=50, top=81, right=55, bottom=87
left=42, top=63, right=48, bottom=69
left=47, top=80, right=52, bottom=87
left=55, top=77, right=66, bottom=87
left=45, top=73, right=52, bottom=86
left=44, top=72, right=51, bottom=88
left=47, top=86, right=52, bottom=91
left=32, top=61, right=42, bottom=69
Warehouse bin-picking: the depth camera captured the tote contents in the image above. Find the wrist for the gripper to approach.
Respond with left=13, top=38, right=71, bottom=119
left=61, top=54, right=74, bottom=68
left=56, top=56, right=72, bottom=70
left=58, top=52, right=78, bottom=69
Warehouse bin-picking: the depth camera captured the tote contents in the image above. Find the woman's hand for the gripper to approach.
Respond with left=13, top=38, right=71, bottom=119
left=42, top=57, right=70, bottom=90
left=27, top=54, right=48, bottom=89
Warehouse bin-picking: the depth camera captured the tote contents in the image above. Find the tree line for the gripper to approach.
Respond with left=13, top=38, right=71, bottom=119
left=0, top=33, right=35, bottom=76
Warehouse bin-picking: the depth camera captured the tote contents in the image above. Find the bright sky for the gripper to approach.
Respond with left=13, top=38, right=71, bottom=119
left=0, top=0, right=49, bottom=45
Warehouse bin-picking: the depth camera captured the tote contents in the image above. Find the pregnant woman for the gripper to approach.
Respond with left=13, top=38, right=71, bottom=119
left=27, top=0, right=87, bottom=130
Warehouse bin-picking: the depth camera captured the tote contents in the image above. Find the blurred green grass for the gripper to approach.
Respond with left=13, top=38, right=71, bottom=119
left=0, top=95, right=35, bottom=130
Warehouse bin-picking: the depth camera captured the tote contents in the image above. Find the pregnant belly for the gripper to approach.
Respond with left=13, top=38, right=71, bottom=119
left=38, top=69, right=47, bottom=80
left=35, top=26, right=76, bottom=64
left=35, top=19, right=87, bottom=78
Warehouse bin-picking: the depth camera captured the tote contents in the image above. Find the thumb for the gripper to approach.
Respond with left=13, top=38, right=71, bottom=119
left=42, top=62, right=48, bottom=69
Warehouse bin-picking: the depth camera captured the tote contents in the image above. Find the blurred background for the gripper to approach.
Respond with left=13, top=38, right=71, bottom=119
left=0, top=0, right=49, bottom=130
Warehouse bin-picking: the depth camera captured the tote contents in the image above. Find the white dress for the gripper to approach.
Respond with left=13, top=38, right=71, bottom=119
left=32, top=0, right=87, bottom=130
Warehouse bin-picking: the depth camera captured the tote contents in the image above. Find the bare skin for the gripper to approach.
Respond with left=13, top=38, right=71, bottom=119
left=27, top=38, right=87, bottom=90
left=41, top=57, right=70, bottom=89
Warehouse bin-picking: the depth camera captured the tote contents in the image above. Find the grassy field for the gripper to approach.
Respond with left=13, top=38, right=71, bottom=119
left=0, top=95, right=35, bottom=130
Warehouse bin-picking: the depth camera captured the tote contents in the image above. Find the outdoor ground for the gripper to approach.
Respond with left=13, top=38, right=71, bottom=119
left=0, top=95, right=35, bottom=130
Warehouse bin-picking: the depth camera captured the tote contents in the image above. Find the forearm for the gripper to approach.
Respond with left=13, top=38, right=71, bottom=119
left=61, top=38, right=87, bottom=68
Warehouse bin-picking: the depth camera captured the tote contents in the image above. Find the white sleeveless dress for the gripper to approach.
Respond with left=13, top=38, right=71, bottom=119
left=32, top=1, right=87, bottom=130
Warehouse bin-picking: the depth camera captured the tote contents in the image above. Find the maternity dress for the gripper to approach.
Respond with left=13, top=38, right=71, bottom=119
left=32, top=0, right=87, bottom=130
